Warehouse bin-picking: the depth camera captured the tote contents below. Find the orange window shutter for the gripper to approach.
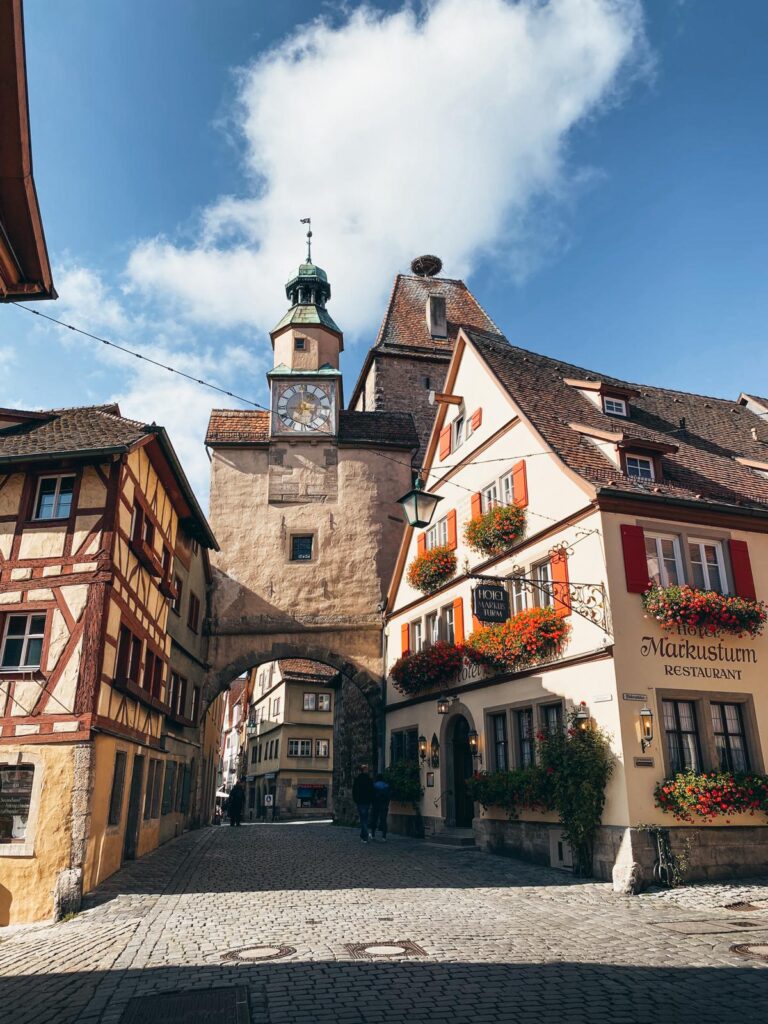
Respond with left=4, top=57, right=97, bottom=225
left=470, top=492, right=483, bottom=519
left=471, top=408, right=482, bottom=431
left=401, top=623, right=410, bottom=656
left=447, top=509, right=457, bottom=550
left=512, top=459, right=528, bottom=508
left=439, top=425, right=452, bottom=461
left=550, top=551, right=572, bottom=617
left=452, top=597, right=464, bottom=645
left=417, top=533, right=427, bottom=556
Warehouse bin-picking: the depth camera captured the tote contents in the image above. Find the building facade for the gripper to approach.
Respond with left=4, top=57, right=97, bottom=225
left=243, top=659, right=336, bottom=819
left=384, top=323, right=768, bottom=889
left=204, top=252, right=417, bottom=819
left=0, top=404, right=216, bottom=925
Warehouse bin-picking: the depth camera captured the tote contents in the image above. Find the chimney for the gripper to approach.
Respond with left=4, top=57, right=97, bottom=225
left=426, top=294, right=447, bottom=339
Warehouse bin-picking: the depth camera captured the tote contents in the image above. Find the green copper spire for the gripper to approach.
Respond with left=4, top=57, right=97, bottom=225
left=271, top=219, right=341, bottom=335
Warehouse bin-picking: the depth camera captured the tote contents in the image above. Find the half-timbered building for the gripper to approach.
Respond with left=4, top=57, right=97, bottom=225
left=0, top=403, right=216, bottom=924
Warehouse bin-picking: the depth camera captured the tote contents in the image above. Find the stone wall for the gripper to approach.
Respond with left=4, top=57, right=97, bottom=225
left=370, top=352, right=449, bottom=461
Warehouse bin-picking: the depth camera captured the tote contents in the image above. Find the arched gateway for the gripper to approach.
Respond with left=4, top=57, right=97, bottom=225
left=203, top=250, right=417, bottom=817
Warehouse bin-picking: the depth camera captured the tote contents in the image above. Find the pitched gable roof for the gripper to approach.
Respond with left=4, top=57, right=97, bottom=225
left=278, top=658, right=338, bottom=681
left=375, top=274, right=498, bottom=352
left=465, top=328, right=768, bottom=513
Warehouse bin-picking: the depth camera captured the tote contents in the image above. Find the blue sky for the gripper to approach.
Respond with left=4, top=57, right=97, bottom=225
left=7, top=0, right=768, bottom=503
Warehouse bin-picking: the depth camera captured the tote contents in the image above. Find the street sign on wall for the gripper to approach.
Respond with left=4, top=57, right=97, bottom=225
left=472, top=584, right=510, bottom=624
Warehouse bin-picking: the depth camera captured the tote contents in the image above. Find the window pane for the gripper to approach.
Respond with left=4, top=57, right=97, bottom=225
left=679, top=733, right=699, bottom=772
left=55, top=477, right=75, bottom=518
left=662, top=700, right=677, bottom=731
left=677, top=702, right=696, bottom=732
left=35, top=479, right=57, bottom=518
left=710, top=703, right=724, bottom=733
left=23, top=637, right=43, bottom=668
left=1, top=638, right=23, bottom=667
left=291, top=535, right=313, bottom=561
left=659, top=539, right=681, bottom=586
left=29, top=615, right=46, bottom=636
left=0, top=765, right=34, bottom=841
left=6, top=617, right=27, bottom=637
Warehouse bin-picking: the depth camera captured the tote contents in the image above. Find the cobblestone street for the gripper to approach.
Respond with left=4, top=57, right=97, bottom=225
left=2, top=823, right=768, bottom=1023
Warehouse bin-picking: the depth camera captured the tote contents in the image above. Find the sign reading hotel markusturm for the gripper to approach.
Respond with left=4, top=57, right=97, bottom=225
left=472, top=584, right=510, bottom=624
left=640, top=625, right=757, bottom=681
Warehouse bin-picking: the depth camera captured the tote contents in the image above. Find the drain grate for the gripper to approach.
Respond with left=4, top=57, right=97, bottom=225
left=120, top=986, right=250, bottom=1023
left=222, top=945, right=295, bottom=963
left=731, top=943, right=768, bottom=962
left=344, top=940, right=427, bottom=960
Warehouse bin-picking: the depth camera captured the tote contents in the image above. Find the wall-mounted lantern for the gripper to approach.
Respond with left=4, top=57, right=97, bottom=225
left=418, top=734, right=428, bottom=764
left=574, top=702, right=591, bottom=730
left=397, top=478, right=443, bottom=529
left=437, top=695, right=455, bottom=715
left=430, top=734, right=440, bottom=768
left=640, top=705, right=654, bottom=752
left=467, top=729, right=483, bottom=764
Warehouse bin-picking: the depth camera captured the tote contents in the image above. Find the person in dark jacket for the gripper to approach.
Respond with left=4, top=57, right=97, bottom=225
left=352, top=767, right=374, bottom=842
left=370, top=773, right=391, bottom=841
left=227, top=779, right=246, bottom=827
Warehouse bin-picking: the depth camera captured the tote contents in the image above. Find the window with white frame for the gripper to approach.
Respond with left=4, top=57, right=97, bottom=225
left=688, top=539, right=727, bottom=594
left=452, top=413, right=465, bottom=450
left=481, top=481, right=498, bottom=513
left=500, top=472, right=514, bottom=506
left=645, top=533, right=683, bottom=587
left=33, top=475, right=75, bottom=520
left=442, top=604, right=455, bottom=644
left=425, top=515, right=448, bottom=550
left=509, top=574, right=528, bottom=615
left=303, top=693, right=317, bottom=711
left=288, top=739, right=312, bottom=757
left=316, top=739, right=330, bottom=758
left=532, top=560, right=553, bottom=606
left=603, top=396, right=627, bottom=417
left=626, top=455, right=654, bottom=480
left=0, top=763, right=34, bottom=843
left=317, top=693, right=331, bottom=711
left=426, top=611, right=440, bottom=647
left=411, top=620, right=423, bottom=653
left=1, top=613, right=46, bottom=670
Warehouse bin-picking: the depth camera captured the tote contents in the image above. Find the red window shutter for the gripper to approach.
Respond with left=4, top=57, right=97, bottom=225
left=446, top=509, right=457, bottom=550
left=471, top=408, right=482, bottom=431
left=439, top=426, right=451, bottom=461
left=471, top=492, right=483, bottom=519
left=512, top=460, right=528, bottom=508
left=550, top=551, right=572, bottom=617
left=620, top=524, right=649, bottom=593
left=453, top=598, right=464, bottom=645
left=729, top=539, right=756, bottom=600
left=401, top=623, right=410, bottom=656
left=417, top=533, right=427, bottom=556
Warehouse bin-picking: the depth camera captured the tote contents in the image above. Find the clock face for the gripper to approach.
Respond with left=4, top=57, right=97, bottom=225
left=273, top=381, right=334, bottom=434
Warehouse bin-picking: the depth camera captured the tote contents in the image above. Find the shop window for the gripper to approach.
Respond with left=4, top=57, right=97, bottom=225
left=0, top=613, right=46, bottom=670
left=390, top=727, right=419, bottom=765
left=33, top=474, right=75, bottom=520
left=689, top=539, right=727, bottom=594
left=316, top=739, right=330, bottom=758
left=297, top=784, right=327, bottom=809
left=288, top=739, right=312, bottom=757
left=645, top=533, right=683, bottom=588
left=626, top=455, right=654, bottom=481
left=662, top=699, right=702, bottom=773
left=711, top=702, right=750, bottom=772
left=0, top=764, right=34, bottom=844
left=108, top=752, right=127, bottom=826
left=515, top=708, right=534, bottom=768
left=490, top=713, right=508, bottom=771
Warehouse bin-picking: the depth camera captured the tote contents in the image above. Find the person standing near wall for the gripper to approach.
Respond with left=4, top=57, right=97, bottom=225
left=227, top=778, right=246, bottom=827
left=352, top=767, right=374, bottom=843
left=370, top=773, right=391, bottom=841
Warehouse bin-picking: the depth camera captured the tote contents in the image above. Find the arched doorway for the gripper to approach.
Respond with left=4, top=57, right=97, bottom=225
left=449, top=714, right=474, bottom=828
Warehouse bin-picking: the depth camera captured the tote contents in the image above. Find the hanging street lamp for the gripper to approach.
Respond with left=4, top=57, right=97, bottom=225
left=397, top=477, right=443, bottom=529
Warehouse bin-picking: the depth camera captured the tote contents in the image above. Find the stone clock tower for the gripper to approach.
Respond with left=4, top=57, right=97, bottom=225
left=269, top=259, right=342, bottom=437
left=205, top=243, right=418, bottom=821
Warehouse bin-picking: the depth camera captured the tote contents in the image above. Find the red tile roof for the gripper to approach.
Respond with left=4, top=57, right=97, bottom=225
left=0, top=403, right=149, bottom=460
left=467, top=328, right=768, bottom=514
left=206, top=408, right=417, bottom=450
left=279, top=658, right=338, bottom=680
left=375, top=274, right=498, bottom=352
left=206, top=409, right=270, bottom=445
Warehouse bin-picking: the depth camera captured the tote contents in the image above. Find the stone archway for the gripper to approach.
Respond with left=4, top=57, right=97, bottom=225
left=439, top=702, right=477, bottom=828
left=202, top=639, right=384, bottom=824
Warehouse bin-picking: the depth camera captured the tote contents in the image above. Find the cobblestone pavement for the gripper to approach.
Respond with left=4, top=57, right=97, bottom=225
left=2, top=823, right=768, bottom=1024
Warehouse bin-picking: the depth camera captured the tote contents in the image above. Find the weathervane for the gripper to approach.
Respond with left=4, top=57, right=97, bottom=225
left=300, top=217, right=312, bottom=262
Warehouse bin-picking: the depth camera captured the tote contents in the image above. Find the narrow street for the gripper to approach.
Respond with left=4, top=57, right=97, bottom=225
left=1, top=824, right=768, bottom=1024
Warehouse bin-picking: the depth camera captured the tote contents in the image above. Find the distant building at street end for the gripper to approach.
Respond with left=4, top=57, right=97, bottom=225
left=0, top=0, right=55, bottom=301
left=241, top=659, right=337, bottom=820
left=384, top=316, right=768, bottom=890
left=0, top=403, right=217, bottom=925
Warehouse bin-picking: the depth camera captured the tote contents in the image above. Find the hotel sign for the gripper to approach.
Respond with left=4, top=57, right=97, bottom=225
left=472, top=584, right=510, bottom=624
left=640, top=626, right=757, bottom=681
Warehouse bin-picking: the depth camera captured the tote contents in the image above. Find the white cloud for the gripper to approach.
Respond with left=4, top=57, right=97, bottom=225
left=126, top=0, right=647, bottom=339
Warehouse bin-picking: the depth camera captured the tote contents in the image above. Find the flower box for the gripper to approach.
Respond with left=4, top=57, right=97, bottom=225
left=464, top=606, right=571, bottom=671
left=655, top=770, right=768, bottom=822
left=406, top=544, right=456, bottom=595
left=390, top=641, right=464, bottom=695
left=464, top=503, right=526, bottom=557
left=642, top=584, right=767, bottom=637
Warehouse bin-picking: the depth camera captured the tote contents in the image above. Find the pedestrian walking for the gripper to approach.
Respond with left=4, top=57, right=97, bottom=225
left=370, top=773, right=391, bottom=841
left=227, top=779, right=245, bottom=827
left=352, top=766, right=374, bottom=842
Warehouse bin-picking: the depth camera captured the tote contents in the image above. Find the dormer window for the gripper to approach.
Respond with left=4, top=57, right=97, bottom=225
left=626, top=455, right=654, bottom=481
left=603, top=396, right=627, bottom=417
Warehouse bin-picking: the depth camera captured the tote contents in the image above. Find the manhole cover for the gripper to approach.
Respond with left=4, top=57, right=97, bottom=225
left=222, top=945, right=295, bottom=963
left=120, top=986, right=250, bottom=1022
left=344, top=940, right=427, bottom=960
left=731, top=943, right=768, bottom=961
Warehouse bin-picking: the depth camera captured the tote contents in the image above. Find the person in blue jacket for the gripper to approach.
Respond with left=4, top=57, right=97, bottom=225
left=370, top=773, right=391, bottom=841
